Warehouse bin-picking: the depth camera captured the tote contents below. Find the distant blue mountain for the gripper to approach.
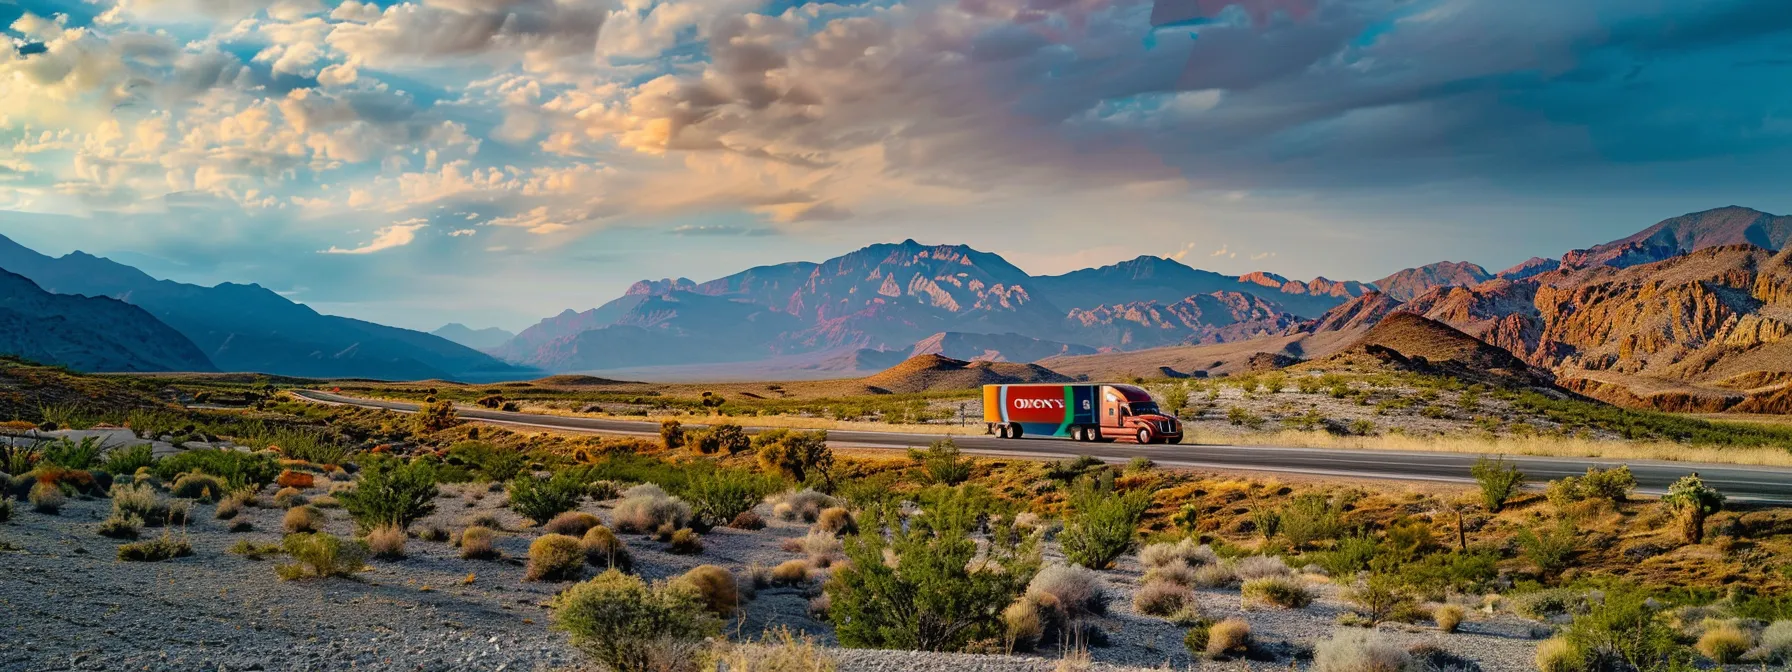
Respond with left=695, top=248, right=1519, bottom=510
left=0, top=234, right=531, bottom=381
left=0, top=268, right=216, bottom=372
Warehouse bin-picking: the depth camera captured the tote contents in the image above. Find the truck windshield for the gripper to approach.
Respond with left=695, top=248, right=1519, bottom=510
left=1129, top=402, right=1162, bottom=416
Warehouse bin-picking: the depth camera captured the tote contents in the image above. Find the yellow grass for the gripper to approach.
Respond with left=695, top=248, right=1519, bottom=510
left=514, top=405, right=979, bottom=437
left=1181, top=428, right=1792, bottom=468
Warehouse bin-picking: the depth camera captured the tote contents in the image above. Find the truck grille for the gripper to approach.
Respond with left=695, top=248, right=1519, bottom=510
left=1159, top=420, right=1178, bottom=433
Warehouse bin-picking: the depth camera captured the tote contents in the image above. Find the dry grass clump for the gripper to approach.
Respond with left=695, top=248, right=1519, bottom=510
left=668, top=528, right=703, bottom=554
left=97, top=513, right=143, bottom=539
left=580, top=525, right=632, bottom=571
left=771, top=489, right=836, bottom=522
left=1193, top=562, right=1239, bottom=588
left=117, top=532, right=193, bottom=562
left=771, top=559, right=811, bottom=586
left=416, top=524, right=450, bottom=542
left=275, top=532, right=366, bottom=580
left=466, top=513, right=503, bottom=530
left=1313, top=630, right=1409, bottom=672
left=272, top=487, right=307, bottom=508
left=1206, top=618, right=1251, bottom=658
left=613, top=489, right=692, bottom=534
left=1234, top=555, right=1292, bottom=580
left=170, top=473, right=226, bottom=502
left=813, top=507, right=855, bottom=536
left=228, top=539, right=284, bottom=560
left=730, top=510, right=766, bottom=530
left=709, top=628, right=836, bottom=672
left=1004, top=597, right=1046, bottom=652
left=544, top=511, right=602, bottom=536
left=674, top=565, right=740, bottom=616
left=458, top=526, right=499, bottom=560
left=1140, top=538, right=1218, bottom=569
left=1534, top=637, right=1582, bottom=672
left=283, top=505, right=321, bottom=534
left=795, top=530, right=843, bottom=567
left=310, top=495, right=341, bottom=509
left=1026, top=564, right=1107, bottom=620
left=525, top=534, right=585, bottom=582
left=28, top=482, right=64, bottom=514
left=1696, top=621, right=1754, bottom=663
left=1433, top=604, right=1465, bottom=633
left=1132, top=580, right=1196, bottom=618
left=366, top=525, right=407, bottom=560
left=1241, top=576, right=1313, bottom=609
left=1747, top=620, right=1792, bottom=663
left=1143, top=559, right=1199, bottom=587
left=214, top=497, right=242, bottom=520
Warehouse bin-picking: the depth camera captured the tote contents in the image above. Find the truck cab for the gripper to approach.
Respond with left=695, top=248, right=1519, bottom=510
left=1096, top=384, right=1183, bottom=444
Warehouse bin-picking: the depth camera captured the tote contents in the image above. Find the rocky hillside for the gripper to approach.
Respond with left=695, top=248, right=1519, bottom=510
left=1067, top=292, right=1299, bottom=349
left=908, top=332, right=1095, bottom=362
left=859, top=354, right=1071, bottom=393
left=431, top=323, right=514, bottom=350
left=1299, top=313, right=1560, bottom=391
left=1563, top=205, right=1792, bottom=270
left=1372, top=261, right=1493, bottom=302
left=0, top=269, right=216, bottom=372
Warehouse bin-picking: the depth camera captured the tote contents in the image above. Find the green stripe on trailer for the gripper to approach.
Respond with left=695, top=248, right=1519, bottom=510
left=1054, top=385, right=1073, bottom=437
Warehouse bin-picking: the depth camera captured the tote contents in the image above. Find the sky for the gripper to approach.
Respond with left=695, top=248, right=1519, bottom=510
left=1, top=0, right=1790, bottom=332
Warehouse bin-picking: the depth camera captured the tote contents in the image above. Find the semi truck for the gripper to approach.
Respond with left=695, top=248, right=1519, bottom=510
left=982, top=383, right=1182, bottom=444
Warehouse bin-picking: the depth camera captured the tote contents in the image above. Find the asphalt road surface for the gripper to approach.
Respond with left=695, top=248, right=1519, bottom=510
left=293, top=390, right=1792, bottom=503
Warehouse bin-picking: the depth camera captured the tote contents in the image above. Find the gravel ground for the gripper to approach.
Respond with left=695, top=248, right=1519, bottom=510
left=0, top=480, right=1546, bottom=672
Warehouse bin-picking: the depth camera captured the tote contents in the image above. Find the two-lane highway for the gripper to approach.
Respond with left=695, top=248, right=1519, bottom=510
left=292, top=390, right=1792, bottom=503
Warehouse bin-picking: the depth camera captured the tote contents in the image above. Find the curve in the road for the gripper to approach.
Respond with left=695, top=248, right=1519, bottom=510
left=292, top=390, right=1792, bottom=503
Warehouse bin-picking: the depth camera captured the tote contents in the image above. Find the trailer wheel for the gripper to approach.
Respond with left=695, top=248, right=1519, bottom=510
left=1010, top=424, right=1024, bottom=439
left=1137, top=428, right=1152, bottom=445
left=997, top=424, right=1010, bottom=439
left=1075, top=426, right=1091, bottom=442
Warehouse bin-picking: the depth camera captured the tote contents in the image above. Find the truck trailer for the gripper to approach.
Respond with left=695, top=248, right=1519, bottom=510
left=982, top=383, right=1182, bottom=444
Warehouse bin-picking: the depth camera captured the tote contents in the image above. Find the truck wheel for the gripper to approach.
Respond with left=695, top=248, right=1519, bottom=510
left=1011, top=424, right=1024, bottom=439
left=997, top=424, right=1010, bottom=439
left=1137, top=428, right=1152, bottom=445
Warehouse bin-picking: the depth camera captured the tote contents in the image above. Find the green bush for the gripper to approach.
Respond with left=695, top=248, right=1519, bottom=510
left=117, top=532, right=193, bottom=562
left=552, top=569, right=722, bottom=672
left=413, top=400, right=459, bottom=434
left=1579, top=466, right=1636, bottom=502
left=170, top=473, right=227, bottom=501
left=1342, top=574, right=1418, bottom=625
left=1058, top=480, right=1152, bottom=570
left=908, top=439, right=972, bottom=485
left=1241, top=576, right=1313, bottom=609
left=154, top=449, right=278, bottom=489
left=526, top=534, right=586, bottom=582
left=754, top=429, right=832, bottom=485
left=39, top=437, right=104, bottom=469
left=508, top=471, right=585, bottom=525
left=659, top=419, right=685, bottom=451
left=1279, top=494, right=1345, bottom=549
left=337, top=457, right=439, bottom=531
left=1516, top=519, right=1579, bottom=577
left=681, top=467, right=778, bottom=529
left=101, top=444, right=156, bottom=475
left=1471, top=456, right=1525, bottom=512
left=1664, top=474, right=1724, bottom=544
left=275, top=532, right=367, bottom=580
left=690, top=422, right=752, bottom=455
left=826, top=486, right=1039, bottom=652
left=444, top=441, right=526, bottom=482
left=1556, top=589, right=1691, bottom=672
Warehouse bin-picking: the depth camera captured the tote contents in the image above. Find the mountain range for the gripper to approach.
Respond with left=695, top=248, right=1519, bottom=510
left=0, top=235, right=528, bottom=380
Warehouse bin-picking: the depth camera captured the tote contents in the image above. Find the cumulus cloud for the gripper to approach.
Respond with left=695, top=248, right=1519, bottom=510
left=321, top=220, right=428, bottom=254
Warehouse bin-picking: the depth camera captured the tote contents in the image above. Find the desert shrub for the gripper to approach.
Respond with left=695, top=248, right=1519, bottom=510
left=690, top=422, right=751, bottom=456
left=155, top=449, right=278, bottom=489
left=659, top=419, right=685, bottom=451
left=553, top=569, right=722, bottom=672
left=1027, top=563, right=1107, bottom=620
left=708, top=627, right=836, bottom=672
left=97, top=513, right=143, bottom=539
left=28, top=481, right=63, bottom=514
left=1471, top=456, right=1525, bottom=512
left=1664, top=474, right=1724, bottom=544
left=1140, top=538, right=1217, bottom=569
left=1516, top=519, right=1579, bottom=576
left=284, top=505, right=321, bottom=534
left=614, top=490, right=692, bottom=534
left=674, top=565, right=739, bottom=616
left=273, top=486, right=307, bottom=508
left=444, top=441, right=527, bottom=482
left=754, top=429, right=832, bottom=484
left=1182, top=619, right=1214, bottom=658
left=1434, top=604, right=1465, bottom=633
left=417, top=523, right=450, bottom=542
left=1748, top=620, right=1792, bottom=663
left=414, top=400, right=459, bottom=433
left=1342, top=574, right=1418, bottom=625
left=772, top=489, right=836, bottom=522
left=1194, top=562, right=1238, bottom=588
left=1580, top=466, right=1636, bottom=502
left=527, top=534, right=586, bottom=582
left=908, top=439, right=972, bottom=485
left=1143, top=559, right=1198, bottom=587
left=276, top=532, right=367, bottom=580
left=581, top=525, right=632, bottom=571
left=366, top=525, right=407, bottom=560
left=1696, top=622, right=1752, bottom=663
left=1279, top=494, right=1346, bottom=549
left=228, top=539, right=284, bottom=560
left=339, top=458, right=439, bottom=531
left=1133, top=580, right=1194, bottom=617
left=826, top=485, right=1039, bottom=652
left=117, top=532, right=193, bottom=562
left=1513, top=588, right=1595, bottom=620
left=508, top=471, right=585, bottom=525
left=1313, top=630, right=1410, bottom=672
left=1535, top=637, right=1586, bottom=672
left=39, top=436, right=103, bottom=469
left=772, top=559, right=811, bottom=586
left=1235, top=554, right=1293, bottom=580
left=798, top=530, right=843, bottom=565
left=101, top=444, right=155, bottom=475
left=215, top=497, right=242, bottom=520
left=814, top=507, right=855, bottom=536
left=1241, top=576, right=1313, bottom=609
left=667, top=528, right=702, bottom=554
left=1058, top=480, right=1151, bottom=569
left=546, top=511, right=602, bottom=536
left=1557, top=589, right=1690, bottom=672
left=0, top=496, right=12, bottom=523
left=731, top=510, right=765, bottom=530
left=459, top=526, right=499, bottom=560
left=1206, top=618, right=1251, bottom=658
left=682, top=467, right=778, bottom=529
left=1002, top=596, right=1047, bottom=652
left=110, top=481, right=177, bottom=526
